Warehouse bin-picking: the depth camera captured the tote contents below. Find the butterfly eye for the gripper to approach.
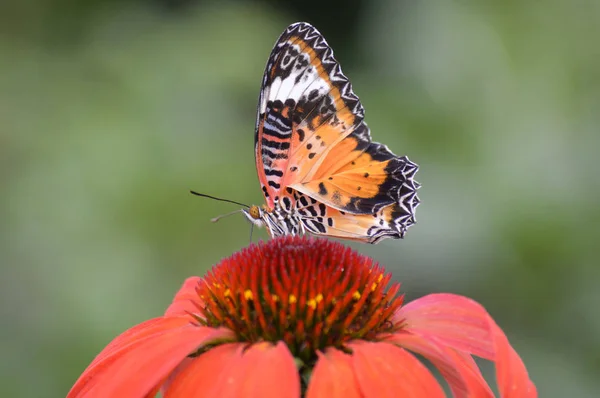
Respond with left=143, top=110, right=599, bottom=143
left=249, top=205, right=261, bottom=219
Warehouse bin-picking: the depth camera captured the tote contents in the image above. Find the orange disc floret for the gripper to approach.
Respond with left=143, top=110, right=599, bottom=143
left=195, top=236, right=403, bottom=363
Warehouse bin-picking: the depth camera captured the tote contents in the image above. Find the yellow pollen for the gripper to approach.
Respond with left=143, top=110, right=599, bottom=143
left=377, top=273, right=383, bottom=283
left=272, top=294, right=279, bottom=302
left=353, top=291, right=361, bottom=300
left=254, top=342, right=270, bottom=351
left=315, top=293, right=323, bottom=303
left=213, top=283, right=221, bottom=288
left=224, top=289, right=230, bottom=297
left=371, top=282, right=378, bottom=291
left=289, top=294, right=297, bottom=304
left=307, top=299, right=317, bottom=310
left=244, top=290, right=253, bottom=300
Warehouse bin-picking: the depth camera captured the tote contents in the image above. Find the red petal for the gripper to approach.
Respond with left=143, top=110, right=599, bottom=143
left=163, top=343, right=241, bottom=397
left=444, top=349, right=496, bottom=398
left=491, top=321, right=537, bottom=398
left=395, top=294, right=494, bottom=359
left=386, top=332, right=493, bottom=398
left=349, top=341, right=445, bottom=398
left=306, top=348, right=361, bottom=398
left=165, top=277, right=203, bottom=317
left=88, top=316, right=193, bottom=367
left=211, top=341, right=301, bottom=398
left=68, top=324, right=232, bottom=398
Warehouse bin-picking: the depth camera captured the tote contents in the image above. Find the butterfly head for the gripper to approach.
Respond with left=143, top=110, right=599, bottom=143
left=242, top=204, right=267, bottom=228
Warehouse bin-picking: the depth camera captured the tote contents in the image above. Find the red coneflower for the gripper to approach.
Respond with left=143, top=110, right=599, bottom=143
left=68, top=236, right=536, bottom=398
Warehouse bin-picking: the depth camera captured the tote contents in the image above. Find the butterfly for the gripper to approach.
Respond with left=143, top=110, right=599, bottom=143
left=241, top=22, right=420, bottom=244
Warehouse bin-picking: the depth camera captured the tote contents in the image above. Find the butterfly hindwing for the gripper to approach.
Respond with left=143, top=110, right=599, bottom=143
left=293, top=191, right=416, bottom=243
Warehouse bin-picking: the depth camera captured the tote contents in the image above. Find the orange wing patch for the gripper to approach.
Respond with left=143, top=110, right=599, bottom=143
left=290, top=121, right=417, bottom=216
left=292, top=155, right=392, bottom=213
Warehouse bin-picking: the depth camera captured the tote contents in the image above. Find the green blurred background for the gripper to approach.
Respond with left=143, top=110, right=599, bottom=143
left=2, top=0, right=599, bottom=396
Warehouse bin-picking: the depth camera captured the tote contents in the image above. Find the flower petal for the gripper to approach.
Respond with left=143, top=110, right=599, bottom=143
left=444, top=349, right=496, bottom=398
left=306, top=348, right=361, bottom=398
left=386, top=332, right=493, bottom=398
left=491, top=321, right=538, bottom=398
left=163, top=343, right=242, bottom=397
left=88, top=316, right=193, bottom=367
left=206, top=341, right=300, bottom=398
left=349, top=341, right=445, bottom=398
left=395, top=294, right=494, bottom=359
left=165, top=277, right=203, bottom=317
left=68, top=325, right=232, bottom=398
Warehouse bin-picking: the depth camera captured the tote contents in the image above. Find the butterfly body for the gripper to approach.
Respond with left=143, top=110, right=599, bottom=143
left=243, top=200, right=305, bottom=237
left=246, top=22, right=420, bottom=244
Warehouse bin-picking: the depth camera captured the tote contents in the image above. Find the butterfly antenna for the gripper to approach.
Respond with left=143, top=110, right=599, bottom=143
left=190, top=191, right=249, bottom=208
left=210, top=210, right=244, bottom=223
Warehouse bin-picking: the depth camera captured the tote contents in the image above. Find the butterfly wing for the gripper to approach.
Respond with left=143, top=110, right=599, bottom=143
left=255, top=22, right=420, bottom=242
left=290, top=191, right=418, bottom=244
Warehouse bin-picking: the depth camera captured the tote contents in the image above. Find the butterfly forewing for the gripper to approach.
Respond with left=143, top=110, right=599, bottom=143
left=255, top=23, right=364, bottom=207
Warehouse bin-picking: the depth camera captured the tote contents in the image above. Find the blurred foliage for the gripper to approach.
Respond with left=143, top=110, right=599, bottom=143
left=1, top=0, right=599, bottom=396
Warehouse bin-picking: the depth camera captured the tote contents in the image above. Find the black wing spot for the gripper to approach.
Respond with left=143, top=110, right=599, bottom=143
left=319, top=203, right=327, bottom=216
left=307, top=143, right=313, bottom=150
left=308, top=89, right=320, bottom=101
left=297, top=129, right=305, bottom=142
left=262, top=186, right=270, bottom=198
left=308, top=153, right=316, bottom=159
left=262, top=138, right=290, bottom=151
left=318, top=183, right=328, bottom=195
left=284, top=98, right=296, bottom=107
left=272, top=100, right=283, bottom=110
left=327, top=217, right=333, bottom=227
left=268, top=181, right=281, bottom=189
left=314, top=221, right=326, bottom=234
left=340, top=211, right=346, bottom=216
left=316, top=135, right=321, bottom=140
left=321, top=141, right=326, bottom=147
left=351, top=161, right=356, bottom=165
left=290, top=166, right=298, bottom=172
left=357, top=186, right=361, bottom=191
left=282, top=197, right=292, bottom=209
left=364, top=172, right=369, bottom=178
left=265, top=169, right=284, bottom=177
left=300, top=196, right=309, bottom=206
left=286, top=187, right=293, bottom=194
left=328, top=177, right=333, bottom=180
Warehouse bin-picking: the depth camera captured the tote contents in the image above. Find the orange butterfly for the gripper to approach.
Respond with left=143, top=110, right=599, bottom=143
left=242, top=22, right=420, bottom=244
